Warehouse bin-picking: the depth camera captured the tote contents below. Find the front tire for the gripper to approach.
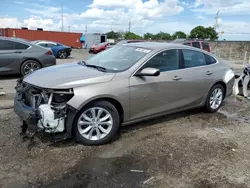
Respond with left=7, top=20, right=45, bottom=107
left=73, top=101, right=120, bottom=145
left=204, top=84, right=225, bottom=113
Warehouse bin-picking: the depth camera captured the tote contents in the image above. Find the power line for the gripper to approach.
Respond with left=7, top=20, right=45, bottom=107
left=85, top=24, right=87, bottom=34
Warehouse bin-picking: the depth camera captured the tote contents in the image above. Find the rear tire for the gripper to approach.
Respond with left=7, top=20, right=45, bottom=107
left=204, top=84, right=225, bottom=113
left=57, top=50, right=67, bottom=59
left=73, top=101, right=120, bottom=145
left=20, top=60, right=41, bottom=76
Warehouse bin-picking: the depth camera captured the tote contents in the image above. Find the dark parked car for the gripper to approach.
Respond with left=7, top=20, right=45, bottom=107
left=172, top=39, right=211, bottom=52
left=32, top=40, right=72, bottom=59
left=0, top=37, right=56, bottom=76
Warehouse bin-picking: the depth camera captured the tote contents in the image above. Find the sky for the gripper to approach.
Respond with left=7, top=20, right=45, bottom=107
left=0, top=0, right=250, bottom=40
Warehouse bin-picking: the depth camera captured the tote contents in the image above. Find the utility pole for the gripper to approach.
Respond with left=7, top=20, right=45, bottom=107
left=61, top=4, right=64, bottom=32
left=68, top=26, right=71, bottom=32
left=214, top=10, right=220, bottom=30
left=85, top=24, right=87, bottom=34
left=128, top=20, right=131, bottom=33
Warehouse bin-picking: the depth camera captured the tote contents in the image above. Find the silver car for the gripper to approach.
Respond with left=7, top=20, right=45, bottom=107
left=14, top=42, right=235, bottom=145
left=0, top=37, right=56, bottom=76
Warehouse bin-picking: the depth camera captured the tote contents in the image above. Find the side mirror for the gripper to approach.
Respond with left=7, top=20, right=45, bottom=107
left=135, top=67, right=160, bottom=77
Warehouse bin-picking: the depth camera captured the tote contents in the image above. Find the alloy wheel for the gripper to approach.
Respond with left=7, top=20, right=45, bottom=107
left=77, top=107, right=113, bottom=141
left=23, top=61, right=40, bottom=75
left=209, top=88, right=223, bottom=110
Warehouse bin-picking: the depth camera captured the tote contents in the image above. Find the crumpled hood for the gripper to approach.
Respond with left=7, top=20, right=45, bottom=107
left=23, top=62, right=116, bottom=89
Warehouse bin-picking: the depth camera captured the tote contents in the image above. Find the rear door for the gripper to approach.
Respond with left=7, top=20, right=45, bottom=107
left=176, top=49, right=215, bottom=106
left=202, top=42, right=210, bottom=52
left=0, top=39, right=29, bottom=73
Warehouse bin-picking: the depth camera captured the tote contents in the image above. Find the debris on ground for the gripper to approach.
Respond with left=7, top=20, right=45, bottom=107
left=214, top=128, right=225, bottom=133
left=0, top=91, right=6, bottom=96
left=130, top=169, right=144, bottom=173
left=143, top=177, right=155, bottom=184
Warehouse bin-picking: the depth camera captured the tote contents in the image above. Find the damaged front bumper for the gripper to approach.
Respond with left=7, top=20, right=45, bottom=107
left=14, top=80, right=78, bottom=138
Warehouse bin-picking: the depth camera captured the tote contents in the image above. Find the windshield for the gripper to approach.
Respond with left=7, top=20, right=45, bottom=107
left=85, top=45, right=151, bottom=72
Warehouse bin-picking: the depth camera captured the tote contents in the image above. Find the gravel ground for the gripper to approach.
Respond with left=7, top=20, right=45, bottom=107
left=1, top=96, right=250, bottom=188
left=1, top=49, right=250, bottom=188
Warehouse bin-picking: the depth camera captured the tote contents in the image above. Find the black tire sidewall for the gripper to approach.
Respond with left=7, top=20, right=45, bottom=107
left=205, top=84, right=225, bottom=113
left=58, top=50, right=67, bottom=58
left=73, top=101, right=120, bottom=145
left=21, top=60, right=41, bottom=76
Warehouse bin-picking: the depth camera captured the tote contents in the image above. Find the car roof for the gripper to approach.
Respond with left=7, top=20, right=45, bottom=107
left=0, top=36, right=33, bottom=46
left=124, top=42, right=214, bottom=56
left=124, top=42, right=190, bottom=50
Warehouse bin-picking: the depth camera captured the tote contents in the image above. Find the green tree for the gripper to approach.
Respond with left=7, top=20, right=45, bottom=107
left=124, top=32, right=142, bottom=39
left=205, top=27, right=218, bottom=40
left=144, top=33, right=154, bottom=40
left=172, top=31, right=187, bottom=40
left=106, top=31, right=121, bottom=39
left=154, top=32, right=171, bottom=40
left=190, top=26, right=218, bottom=40
left=190, top=26, right=207, bottom=39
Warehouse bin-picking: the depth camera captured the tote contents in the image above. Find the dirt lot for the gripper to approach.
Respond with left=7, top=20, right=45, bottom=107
left=1, top=49, right=250, bottom=188
left=1, top=95, right=250, bottom=188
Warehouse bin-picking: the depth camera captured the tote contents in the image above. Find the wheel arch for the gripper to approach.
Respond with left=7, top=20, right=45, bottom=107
left=78, top=97, right=124, bottom=124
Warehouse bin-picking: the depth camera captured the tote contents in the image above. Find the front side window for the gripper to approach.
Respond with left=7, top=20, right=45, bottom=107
left=142, top=49, right=179, bottom=72
left=0, top=40, right=15, bottom=50
left=13, top=42, right=29, bottom=50
left=192, top=42, right=201, bottom=48
left=183, top=42, right=191, bottom=46
left=37, top=43, right=47, bottom=47
left=182, top=49, right=206, bottom=68
left=85, top=45, right=150, bottom=72
left=47, top=43, right=57, bottom=47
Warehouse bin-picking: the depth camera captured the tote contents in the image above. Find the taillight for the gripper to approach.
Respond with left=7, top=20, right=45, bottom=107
left=45, top=50, right=53, bottom=55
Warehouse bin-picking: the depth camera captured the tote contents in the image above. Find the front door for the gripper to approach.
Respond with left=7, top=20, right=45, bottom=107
left=129, top=49, right=184, bottom=120
left=0, top=39, right=28, bottom=73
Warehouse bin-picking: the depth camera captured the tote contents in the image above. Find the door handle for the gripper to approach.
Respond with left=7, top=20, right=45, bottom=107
left=172, top=76, right=182, bottom=81
left=206, top=71, right=213, bottom=75
left=14, top=51, right=22, bottom=53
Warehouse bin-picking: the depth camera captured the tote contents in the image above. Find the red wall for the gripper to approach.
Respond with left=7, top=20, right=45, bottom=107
left=0, top=28, right=82, bottom=48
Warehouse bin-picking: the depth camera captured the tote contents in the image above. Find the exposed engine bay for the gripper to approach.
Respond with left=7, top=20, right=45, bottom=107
left=15, top=79, right=74, bottom=133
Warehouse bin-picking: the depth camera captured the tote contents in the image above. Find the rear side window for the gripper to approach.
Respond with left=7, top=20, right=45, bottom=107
left=192, top=42, right=201, bottom=48
left=205, top=54, right=217, bottom=65
left=14, top=42, right=29, bottom=50
left=182, top=50, right=206, bottom=68
left=143, top=49, right=179, bottom=72
left=202, top=42, right=210, bottom=51
left=184, top=43, right=191, bottom=46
